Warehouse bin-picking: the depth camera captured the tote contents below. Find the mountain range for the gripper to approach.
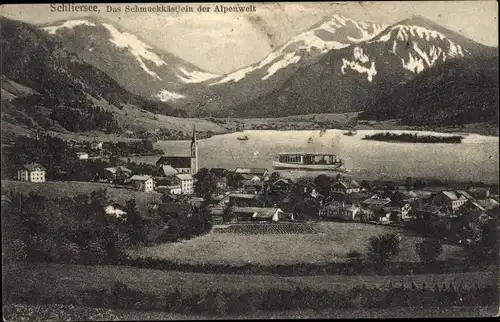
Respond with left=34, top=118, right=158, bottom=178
left=1, top=13, right=498, bottom=137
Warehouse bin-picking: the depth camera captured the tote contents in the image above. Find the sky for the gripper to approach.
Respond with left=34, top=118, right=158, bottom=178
left=1, top=2, right=498, bottom=74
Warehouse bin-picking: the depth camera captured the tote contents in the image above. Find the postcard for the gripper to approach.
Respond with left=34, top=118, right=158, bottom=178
left=1, top=2, right=498, bottom=320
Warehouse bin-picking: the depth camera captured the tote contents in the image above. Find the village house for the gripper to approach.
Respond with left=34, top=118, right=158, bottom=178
left=210, top=192, right=231, bottom=206
left=321, top=201, right=361, bottom=221
left=76, top=151, right=89, bottom=160
left=330, top=180, right=361, bottom=196
left=231, top=206, right=283, bottom=222
left=432, top=190, right=475, bottom=212
left=410, top=204, right=447, bottom=219
left=360, top=196, right=392, bottom=215
left=187, top=196, right=205, bottom=209
left=457, top=200, right=487, bottom=218
left=466, top=186, right=491, bottom=200
left=128, top=175, right=155, bottom=192
left=17, top=163, right=46, bottom=182
left=228, top=193, right=262, bottom=207
left=475, top=197, right=499, bottom=211
left=208, top=206, right=225, bottom=225
left=103, top=166, right=132, bottom=182
left=234, top=168, right=269, bottom=180
left=215, top=176, right=228, bottom=190
left=154, top=176, right=182, bottom=195
left=104, top=202, right=127, bottom=220
left=241, top=181, right=265, bottom=194
left=173, top=173, right=195, bottom=195
left=159, top=164, right=179, bottom=177
left=267, top=178, right=294, bottom=194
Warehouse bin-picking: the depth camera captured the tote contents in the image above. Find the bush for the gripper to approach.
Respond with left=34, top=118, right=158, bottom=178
left=367, top=233, right=400, bottom=268
left=416, top=239, right=443, bottom=263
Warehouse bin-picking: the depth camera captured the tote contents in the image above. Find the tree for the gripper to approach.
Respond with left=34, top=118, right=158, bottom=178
left=404, top=177, right=414, bottom=190
left=269, top=171, right=281, bottom=180
left=124, top=199, right=142, bottom=244
left=314, top=174, right=331, bottom=196
left=389, top=211, right=400, bottom=224
left=416, top=238, right=443, bottom=264
left=194, top=169, right=218, bottom=199
left=367, top=233, right=400, bottom=268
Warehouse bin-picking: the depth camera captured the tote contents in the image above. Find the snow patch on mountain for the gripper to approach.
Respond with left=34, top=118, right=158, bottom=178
left=210, top=15, right=385, bottom=86
left=348, top=21, right=387, bottom=42
left=43, top=20, right=96, bottom=34
left=341, top=47, right=377, bottom=82
left=102, top=23, right=166, bottom=80
left=211, top=66, right=255, bottom=85
left=156, top=90, right=186, bottom=102
left=176, top=67, right=220, bottom=83
left=262, top=53, right=301, bottom=81
left=401, top=54, right=425, bottom=73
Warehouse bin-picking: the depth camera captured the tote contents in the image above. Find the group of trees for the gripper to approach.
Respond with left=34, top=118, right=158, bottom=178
left=50, top=104, right=119, bottom=133
left=1, top=134, right=163, bottom=182
left=2, top=188, right=212, bottom=265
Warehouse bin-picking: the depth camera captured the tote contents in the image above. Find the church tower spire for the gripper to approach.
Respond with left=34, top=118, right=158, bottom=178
left=190, top=125, right=198, bottom=175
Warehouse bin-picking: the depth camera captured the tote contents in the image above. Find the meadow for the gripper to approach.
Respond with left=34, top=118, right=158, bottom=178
left=4, top=263, right=495, bottom=297
left=1, top=180, right=162, bottom=212
left=127, top=222, right=466, bottom=266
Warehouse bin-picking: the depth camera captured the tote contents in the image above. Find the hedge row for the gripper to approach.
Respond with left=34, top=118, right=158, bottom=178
left=118, top=256, right=491, bottom=276
left=5, top=281, right=498, bottom=316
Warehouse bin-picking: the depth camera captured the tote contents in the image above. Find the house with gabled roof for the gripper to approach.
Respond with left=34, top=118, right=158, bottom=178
left=331, top=180, right=361, bottom=195
left=17, top=163, right=46, bottom=182
left=173, top=173, right=195, bottom=195
left=432, top=190, right=475, bottom=212
left=234, top=167, right=269, bottom=179
left=127, top=175, right=154, bottom=192
left=231, top=206, right=283, bottom=222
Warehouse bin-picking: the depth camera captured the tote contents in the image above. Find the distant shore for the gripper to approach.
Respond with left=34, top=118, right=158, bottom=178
left=3, top=113, right=498, bottom=143
left=361, top=132, right=463, bottom=144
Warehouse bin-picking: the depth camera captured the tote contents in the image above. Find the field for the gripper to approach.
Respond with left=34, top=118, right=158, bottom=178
left=4, top=303, right=498, bottom=320
left=212, top=223, right=317, bottom=235
left=4, top=263, right=496, bottom=297
left=1, top=180, right=162, bottom=212
left=127, top=222, right=466, bottom=265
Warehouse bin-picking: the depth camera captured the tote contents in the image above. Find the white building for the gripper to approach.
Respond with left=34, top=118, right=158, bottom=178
left=17, top=163, right=46, bottom=182
left=76, top=152, right=89, bottom=160
left=128, top=175, right=154, bottom=192
left=174, top=173, right=195, bottom=195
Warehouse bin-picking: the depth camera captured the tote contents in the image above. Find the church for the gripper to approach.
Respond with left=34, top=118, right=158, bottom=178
left=156, top=126, right=198, bottom=175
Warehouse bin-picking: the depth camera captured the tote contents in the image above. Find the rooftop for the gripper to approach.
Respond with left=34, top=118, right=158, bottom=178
left=234, top=167, right=268, bottom=175
left=231, top=207, right=281, bottom=218
left=22, top=163, right=46, bottom=171
left=175, top=174, right=194, bottom=181
left=229, top=193, right=260, bottom=200
left=129, top=175, right=152, bottom=181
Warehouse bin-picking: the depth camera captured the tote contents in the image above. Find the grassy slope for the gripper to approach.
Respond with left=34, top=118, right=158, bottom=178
left=4, top=263, right=496, bottom=296
left=127, top=222, right=465, bottom=265
left=1, top=180, right=162, bottom=213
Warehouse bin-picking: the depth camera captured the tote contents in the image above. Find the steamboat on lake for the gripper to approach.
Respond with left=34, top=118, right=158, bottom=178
left=273, top=152, right=344, bottom=171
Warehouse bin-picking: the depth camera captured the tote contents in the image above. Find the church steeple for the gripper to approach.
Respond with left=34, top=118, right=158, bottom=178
left=190, top=125, right=197, bottom=157
left=190, top=125, right=198, bottom=175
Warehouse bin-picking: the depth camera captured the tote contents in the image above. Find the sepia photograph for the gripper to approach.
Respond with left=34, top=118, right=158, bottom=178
left=1, top=1, right=499, bottom=319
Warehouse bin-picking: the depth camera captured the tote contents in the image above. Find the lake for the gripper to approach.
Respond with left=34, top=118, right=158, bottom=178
left=128, top=130, right=499, bottom=184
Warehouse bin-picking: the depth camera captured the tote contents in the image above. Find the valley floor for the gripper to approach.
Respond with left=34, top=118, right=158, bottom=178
left=3, top=112, right=497, bottom=144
